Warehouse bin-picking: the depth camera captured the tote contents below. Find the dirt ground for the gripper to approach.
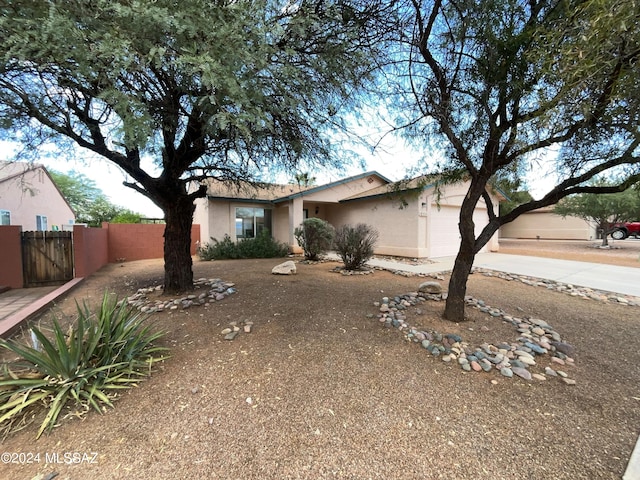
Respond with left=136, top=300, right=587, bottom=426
left=1, top=239, right=639, bottom=479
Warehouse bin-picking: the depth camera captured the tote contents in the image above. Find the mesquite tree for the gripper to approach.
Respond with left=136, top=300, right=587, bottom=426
left=393, top=0, right=640, bottom=320
left=0, top=0, right=391, bottom=292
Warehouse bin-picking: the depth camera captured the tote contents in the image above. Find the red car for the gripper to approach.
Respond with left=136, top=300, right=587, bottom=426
left=610, top=221, right=640, bottom=240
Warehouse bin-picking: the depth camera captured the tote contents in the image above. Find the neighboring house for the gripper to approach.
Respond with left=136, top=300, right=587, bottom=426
left=193, top=171, right=502, bottom=258
left=499, top=206, right=597, bottom=240
left=0, top=161, right=76, bottom=231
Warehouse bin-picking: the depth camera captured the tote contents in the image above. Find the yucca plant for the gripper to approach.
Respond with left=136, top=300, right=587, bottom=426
left=0, top=293, right=168, bottom=438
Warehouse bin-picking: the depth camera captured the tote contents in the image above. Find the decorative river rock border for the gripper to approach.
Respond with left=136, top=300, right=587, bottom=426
left=372, top=290, right=577, bottom=384
left=125, top=278, right=237, bottom=313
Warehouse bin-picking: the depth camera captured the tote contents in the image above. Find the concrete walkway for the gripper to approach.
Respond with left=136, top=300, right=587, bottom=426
left=362, top=252, right=640, bottom=298
left=0, top=278, right=83, bottom=338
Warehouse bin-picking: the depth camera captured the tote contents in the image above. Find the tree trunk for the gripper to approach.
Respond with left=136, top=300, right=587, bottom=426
left=443, top=179, right=486, bottom=322
left=163, top=195, right=196, bottom=294
left=600, top=221, right=609, bottom=247
left=444, top=241, right=476, bottom=320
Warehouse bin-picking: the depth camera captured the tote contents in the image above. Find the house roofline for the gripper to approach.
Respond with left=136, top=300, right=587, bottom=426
left=0, top=162, right=77, bottom=216
left=339, top=185, right=425, bottom=204
left=206, top=196, right=274, bottom=205
left=272, top=171, right=392, bottom=203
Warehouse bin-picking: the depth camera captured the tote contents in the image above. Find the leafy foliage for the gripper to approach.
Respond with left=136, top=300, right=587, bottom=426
left=554, top=179, right=640, bottom=245
left=294, top=218, right=335, bottom=261
left=389, top=0, right=640, bottom=320
left=0, top=0, right=393, bottom=292
left=198, top=230, right=289, bottom=260
left=110, top=210, right=143, bottom=224
left=334, top=223, right=378, bottom=270
left=50, top=170, right=144, bottom=226
left=0, top=294, right=167, bottom=438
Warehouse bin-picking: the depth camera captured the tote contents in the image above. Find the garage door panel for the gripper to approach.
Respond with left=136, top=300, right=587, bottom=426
left=429, top=206, right=489, bottom=258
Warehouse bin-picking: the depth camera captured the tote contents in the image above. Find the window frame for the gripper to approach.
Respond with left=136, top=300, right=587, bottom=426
left=36, top=214, right=48, bottom=231
left=234, top=207, right=272, bottom=240
left=0, top=210, right=10, bottom=226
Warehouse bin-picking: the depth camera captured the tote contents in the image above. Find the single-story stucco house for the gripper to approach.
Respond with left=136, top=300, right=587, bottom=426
left=192, top=171, right=503, bottom=259
left=499, top=206, right=597, bottom=240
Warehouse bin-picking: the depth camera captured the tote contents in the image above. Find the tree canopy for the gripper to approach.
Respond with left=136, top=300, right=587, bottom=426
left=49, top=170, right=144, bottom=226
left=554, top=179, right=640, bottom=246
left=390, top=0, right=640, bottom=320
left=0, top=0, right=392, bottom=292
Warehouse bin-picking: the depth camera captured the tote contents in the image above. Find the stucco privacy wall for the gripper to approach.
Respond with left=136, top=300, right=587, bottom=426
left=0, top=223, right=201, bottom=288
left=104, top=223, right=200, bottom=263
left=500, top=209, right=595, bottom=240
left=0, top=164, right=75, bottom=231
left=0, top=225, right=24, bottom=288
left=73, top=225, right=108, bottom=278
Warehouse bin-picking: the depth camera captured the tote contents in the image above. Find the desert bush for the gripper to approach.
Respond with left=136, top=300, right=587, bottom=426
left=198, top=230, right=288, bottom=260
left=0, top=294, right=167, bottom=438
left=294, top=218, right=335, bottom=260
left=198, top=235, right=241, bottom=260
left=334, top=223, right=379, bottom=270
left=237, top=230, right=289, bottom=258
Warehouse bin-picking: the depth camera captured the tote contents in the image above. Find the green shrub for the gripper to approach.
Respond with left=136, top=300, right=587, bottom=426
left=238, top=229, right=289, bottom=258
left=198, top=231, right=289, bottom=260
left=294, top=218, right=335, bottom=261
left=334, top=223, right=379, bottom=270
left=198, top=235, right=241, bottom=260
left=0, top=294, right=167, bottom=438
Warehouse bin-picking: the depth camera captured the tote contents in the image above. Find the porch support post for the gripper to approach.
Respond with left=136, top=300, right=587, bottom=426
left=288, top=197, right=304, bottom=252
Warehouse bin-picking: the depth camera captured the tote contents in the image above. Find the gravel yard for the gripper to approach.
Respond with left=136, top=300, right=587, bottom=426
left=0, top=240, right=639, bottom=480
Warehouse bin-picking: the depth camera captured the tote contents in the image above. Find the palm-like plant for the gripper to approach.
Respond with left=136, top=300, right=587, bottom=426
left=0, top=293, right=167, bottom=438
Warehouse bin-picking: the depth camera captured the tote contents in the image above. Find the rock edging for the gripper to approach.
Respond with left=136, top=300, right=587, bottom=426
left=373, top=289, right=576, bottom=384
left=125, top=278, right=237, bottom=313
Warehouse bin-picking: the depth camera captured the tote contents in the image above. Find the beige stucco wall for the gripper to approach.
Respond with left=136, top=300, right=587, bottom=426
left=0, top=166, right=75, bottom=231
left=327, top=195, right=425, bottom=257
left=500, top=210, right=595, bottom=240
left=193, top=177, right=501, bottom=259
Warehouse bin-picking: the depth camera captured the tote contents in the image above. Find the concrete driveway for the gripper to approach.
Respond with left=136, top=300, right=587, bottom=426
left=362, top=252, right=640, bottom=298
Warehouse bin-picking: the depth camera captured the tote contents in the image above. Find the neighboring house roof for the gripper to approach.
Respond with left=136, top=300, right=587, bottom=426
left=0, top=160, right=37, bottom=183
left=0, top=161, right=76, bottom=215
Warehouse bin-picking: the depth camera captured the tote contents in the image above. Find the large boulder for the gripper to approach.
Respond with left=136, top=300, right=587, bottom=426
left=418, top=281, right=443, bottom=294
left=272, top=260, right=297, bottom=275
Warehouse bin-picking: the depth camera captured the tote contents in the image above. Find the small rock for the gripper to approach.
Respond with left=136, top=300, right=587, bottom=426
left=532, top=373, right=546, bottom=381
left=551, top=341, right=574, bottom=356
left=561, top=378, right=577, bottom=385
left=511, top=367, right=532, bottom=380
left=500, top=368, right=513, bottom=378
left=418, top=281, right=443, bottom=294
left=224, top=331, right=239, bottom=341
left=221, top=328, right=232, bottom=335
left=271, top=261, right=297, bottom=275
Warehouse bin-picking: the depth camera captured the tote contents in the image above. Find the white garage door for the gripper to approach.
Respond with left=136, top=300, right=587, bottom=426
left=429, top=205, right=489, bottom=258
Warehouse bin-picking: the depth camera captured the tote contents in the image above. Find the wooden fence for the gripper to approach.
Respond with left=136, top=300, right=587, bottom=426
left=21, top=231, right=74, bottom=287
